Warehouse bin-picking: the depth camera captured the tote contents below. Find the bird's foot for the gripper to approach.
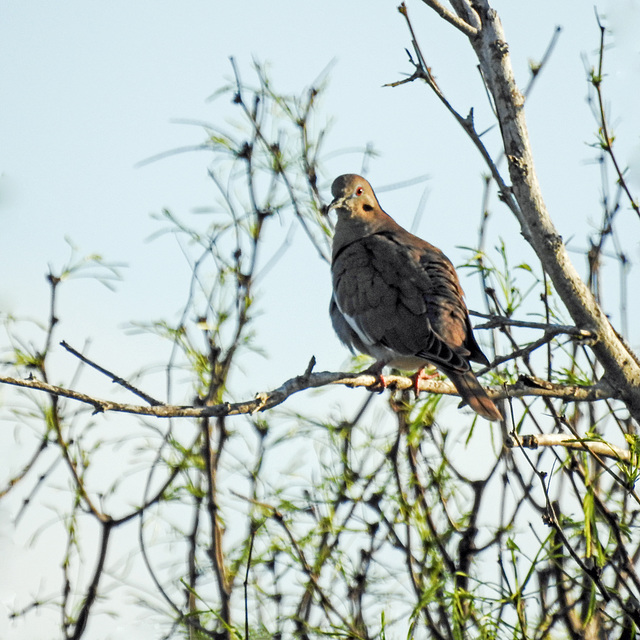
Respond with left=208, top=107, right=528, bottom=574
left=362, top=361, right=388, bottom=393
left=411, top=367, right=439, bottom=396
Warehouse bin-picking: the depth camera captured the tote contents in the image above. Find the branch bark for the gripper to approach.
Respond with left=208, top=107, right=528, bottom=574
left=508, top=432, right=633, bottom=463
left=0, top=369, right=618, bottom=420
left=433, top=1, right=640, bottom=421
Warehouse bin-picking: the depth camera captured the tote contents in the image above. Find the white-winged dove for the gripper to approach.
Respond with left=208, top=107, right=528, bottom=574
left=328, top=174, right=502, bottom=421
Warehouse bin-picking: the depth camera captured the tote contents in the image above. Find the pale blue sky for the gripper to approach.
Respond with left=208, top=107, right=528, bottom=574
left=2, top=3, right=638, bottom=388
left=1, top=2, right=639, bottom=637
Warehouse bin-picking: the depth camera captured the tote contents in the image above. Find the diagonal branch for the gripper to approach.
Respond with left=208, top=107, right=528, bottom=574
left=416, top=0, right=640, bottom=421
left=61, top=341, right=163, bottom=406
left=589, top=13, right=640, bottom=221
left=414, top=0, right=478, bottom=38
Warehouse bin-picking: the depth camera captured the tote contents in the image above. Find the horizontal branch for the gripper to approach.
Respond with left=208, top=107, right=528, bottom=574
left=470, top=312, right=596, bottom=339
left=508, top=432, right=632, bottom=463
left=0, top=368, right=618, bottom=421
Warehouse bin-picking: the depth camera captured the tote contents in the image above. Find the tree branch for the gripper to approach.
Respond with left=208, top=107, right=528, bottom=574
left=508, top=432, right=632, bottom=463
left=71, top=520, right=113, bottom=640
left=412, top=0, right=478, bottom=38
left=419, top=0, right=640, bottom=421
left=0, top=367, right=619, bottom=422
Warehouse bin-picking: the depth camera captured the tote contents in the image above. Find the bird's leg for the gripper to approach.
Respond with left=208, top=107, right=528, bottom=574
left=411, top=367, right=439, bottom=396
left=362, top=360, right=388, bottom=393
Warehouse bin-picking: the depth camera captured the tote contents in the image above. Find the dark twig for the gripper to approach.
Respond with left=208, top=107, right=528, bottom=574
left=71, top=520, right=113, bottom=640
left=61, top=341, right=163, bottom=406
left=470, top=312, right=595, bottom=340
left=523, top=26, right=562, bottom=100
left=413, top=0, right=478, bottom=38
left=244, top=527, right=257, bottom=640
left=589, top=13, right=640, bottom=221
left=0, top=436, right=49, bottom=499
left=391, top=4, right=525, bottom=230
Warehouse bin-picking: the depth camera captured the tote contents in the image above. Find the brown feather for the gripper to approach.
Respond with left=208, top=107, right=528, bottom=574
left=446, top=370, right=503, bottom=422
left=329, top=174, right=502, bottom=422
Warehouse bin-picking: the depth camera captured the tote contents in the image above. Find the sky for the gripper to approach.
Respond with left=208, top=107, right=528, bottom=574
left=1, top=1, right=639, bottom=638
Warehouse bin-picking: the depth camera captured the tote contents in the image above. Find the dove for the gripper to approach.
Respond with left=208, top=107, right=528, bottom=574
left=328, top=174, right=502, bottom=421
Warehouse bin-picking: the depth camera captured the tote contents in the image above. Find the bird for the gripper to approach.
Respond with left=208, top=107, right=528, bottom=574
left=328, top=173, right=502, bottom=422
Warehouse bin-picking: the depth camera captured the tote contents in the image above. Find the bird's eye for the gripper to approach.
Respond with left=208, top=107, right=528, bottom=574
left=355, top=187, right=364, bottom=196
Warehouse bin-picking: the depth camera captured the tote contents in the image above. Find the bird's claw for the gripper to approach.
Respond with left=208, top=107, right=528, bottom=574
left=411, top=367, right=439, bottom=396
left=363, top=361, right=387, bottom=394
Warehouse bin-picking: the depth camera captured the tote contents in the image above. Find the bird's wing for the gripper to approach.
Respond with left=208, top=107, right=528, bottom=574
left=331, top=232, right=472, bottom=373
left=330, top=294, right=369, bottom=355
left=414, top=236, right=490, bottom=367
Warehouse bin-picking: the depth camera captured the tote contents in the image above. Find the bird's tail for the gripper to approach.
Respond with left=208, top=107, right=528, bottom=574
left=447, top=370, right=502, bottom=421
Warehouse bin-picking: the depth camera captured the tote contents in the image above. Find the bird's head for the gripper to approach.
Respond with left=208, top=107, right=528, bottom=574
left=327, top=174, right=400, bottom=258
left=327, top=174, right=380, bottom=221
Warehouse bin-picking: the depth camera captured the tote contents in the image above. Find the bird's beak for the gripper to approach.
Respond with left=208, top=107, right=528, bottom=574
left=327, top=195, right=349, bottom=214
left=324, top=197, right=340, bottom=215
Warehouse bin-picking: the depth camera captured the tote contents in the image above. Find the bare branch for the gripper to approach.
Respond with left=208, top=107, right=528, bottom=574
left=71, top=520, right=113, bottom=640
left=61, top=341, right=163, bottom=406
left=589, top=13, right=640, bottom=220
left=410, top=1, right=478, bottom=38
left=0, top=366, right=619, bottom=423
left=416, top=0, right=640, bottom=420
left=392, top=4, right=525, bottom=229
left=508, top=432, right=632, bottom=463
left=470, top=312, right=596, bottom=339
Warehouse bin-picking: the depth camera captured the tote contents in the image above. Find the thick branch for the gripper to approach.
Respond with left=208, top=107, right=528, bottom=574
left=463, top=2, right=640, bottom=420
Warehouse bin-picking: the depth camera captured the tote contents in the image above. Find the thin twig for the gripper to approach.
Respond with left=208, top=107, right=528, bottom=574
left=590, top=12, right=640, bottom=220
left=470, top=312, right=595, bottom=339
left=244, top=527, right=257, bottom=640
left=391, top=4, right=525, bottom=230
left=71, top=520, right=113, bottom=640
left=523, top=26, right=562, bottom=100
left=61, top=341, right=163, bottom=406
